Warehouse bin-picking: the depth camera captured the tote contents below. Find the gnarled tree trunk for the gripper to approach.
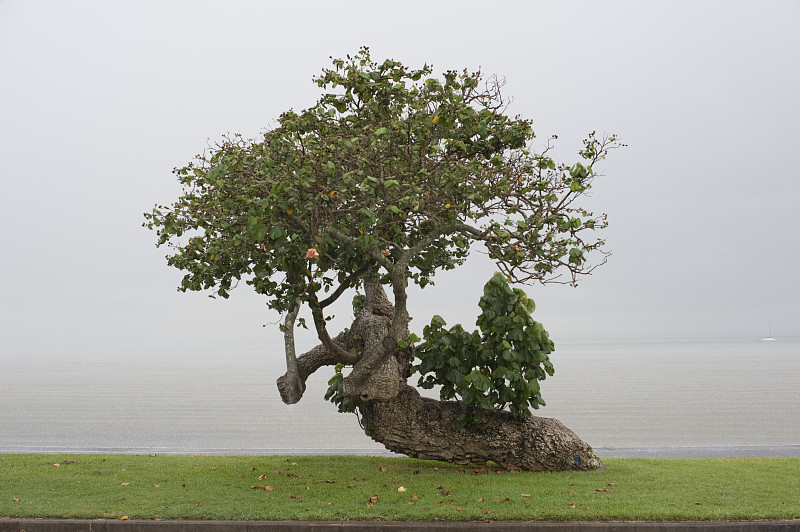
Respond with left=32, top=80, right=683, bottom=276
left=360, top=384, right=602, bottom=471
left=277, top=279, right=603, bottom=472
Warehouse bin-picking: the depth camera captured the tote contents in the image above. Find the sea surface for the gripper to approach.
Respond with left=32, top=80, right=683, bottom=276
left=1, top=337, right=798, bottom=457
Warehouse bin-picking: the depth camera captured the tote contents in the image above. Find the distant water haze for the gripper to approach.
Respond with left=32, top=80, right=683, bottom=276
left=1, top=338, right=798, bottom=454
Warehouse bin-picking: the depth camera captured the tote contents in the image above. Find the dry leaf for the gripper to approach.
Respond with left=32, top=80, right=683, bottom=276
left=412, top=493, right=420, bottom=499
left=379, top=466, right=388, bottom=472
left=397, top=486, right=406, bottom=492
left=368, top=495, right=378, bottom=504
left=12, top=498, right=19, bottom=502
left=52, top=463, right=60, bottom=467
left=259, top=475, right=267, bottom=480
left=119, top=516, right=129, bottom=520
left=482, top=510, right=492, bottom=514
left=521, top=493, right=531, bottom=497
left=153, top=484, right=160, bottom=488
left=121, top=483, right=130, bottom=486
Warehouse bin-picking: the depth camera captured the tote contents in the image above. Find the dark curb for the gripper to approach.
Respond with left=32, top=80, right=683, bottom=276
left=2, top=520, right=800, bottom=532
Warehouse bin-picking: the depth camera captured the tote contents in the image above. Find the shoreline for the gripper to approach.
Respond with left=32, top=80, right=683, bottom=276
left=2, top=445, right=799, bottom=458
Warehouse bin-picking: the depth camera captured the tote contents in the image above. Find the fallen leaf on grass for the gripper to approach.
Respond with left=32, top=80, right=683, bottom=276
left=608, top=483, right=616, bottom=487
left=521, top=493, right=531, bottom=497
left=119, top=516, right=129, bottom=520
left=52, top=463, right=60, bottom=467
left=153, top=484, right=161, bottom=488
left=412, top=493, right=420, bottom=499
left=397, top=486, right=406, bottom=492
left=379, top=466, right=388, bottom=472
left=251, top=485, right=274, bottom=491
left=121, top=483, right=130, bottom=486
left=12, top=498, right=19, bottom=502
left=596, top=488, right=609, bottom=492
left=482, top=510, right=492, bottom=514
left=368, top=495, right=378, bottom=504
left=290, top=494, right=302, bottom=499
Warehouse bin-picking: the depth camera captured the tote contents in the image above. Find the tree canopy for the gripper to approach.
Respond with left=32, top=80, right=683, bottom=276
left=144, top=47, right=618, bottom=370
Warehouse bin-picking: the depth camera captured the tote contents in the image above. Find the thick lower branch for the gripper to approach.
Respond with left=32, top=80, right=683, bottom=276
left=276, top=328, right=357, bottom=404
left=360, top=384, right=604, bottom=472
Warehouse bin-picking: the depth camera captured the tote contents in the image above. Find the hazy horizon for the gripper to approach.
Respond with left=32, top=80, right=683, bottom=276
left=1, top=0, right=798, bottom=356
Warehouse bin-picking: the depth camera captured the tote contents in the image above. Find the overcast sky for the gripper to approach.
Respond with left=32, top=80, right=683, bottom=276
left=1, top=0, right=798, bottom=357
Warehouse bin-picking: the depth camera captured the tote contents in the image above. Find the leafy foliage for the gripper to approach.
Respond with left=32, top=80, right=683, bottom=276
left=413, top=273, right=554, bottom=426
left=325, top=363, right=368, bottom=414
left=144, top=47, right=618, bottom=410
left=144, top=47, right=617, bottom=315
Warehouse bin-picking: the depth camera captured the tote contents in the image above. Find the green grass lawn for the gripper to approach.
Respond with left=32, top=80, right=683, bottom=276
left=1, top=454, right=798, bottom=521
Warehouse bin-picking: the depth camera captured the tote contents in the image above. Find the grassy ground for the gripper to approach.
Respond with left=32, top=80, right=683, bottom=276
left=1, top=454, right=798, bottom=521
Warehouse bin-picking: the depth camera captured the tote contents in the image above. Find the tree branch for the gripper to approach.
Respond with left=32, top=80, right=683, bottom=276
left=278, top=298, right=305, bottom=404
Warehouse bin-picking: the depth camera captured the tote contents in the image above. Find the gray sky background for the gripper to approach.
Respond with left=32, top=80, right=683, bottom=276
left=1, top=0, right=798, bottom=357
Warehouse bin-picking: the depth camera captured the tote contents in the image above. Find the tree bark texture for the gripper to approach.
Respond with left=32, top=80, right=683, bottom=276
left=361, top=383, right=603, bottom=471
left=276, top=280, right=603, bottom=471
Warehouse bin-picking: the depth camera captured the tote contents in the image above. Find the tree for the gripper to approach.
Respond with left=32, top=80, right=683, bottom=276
left=144, top=48, right=620, bottom=471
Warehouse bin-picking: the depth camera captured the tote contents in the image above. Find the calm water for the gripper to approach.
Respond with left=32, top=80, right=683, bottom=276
left=1, top=337, right=798, bottom=455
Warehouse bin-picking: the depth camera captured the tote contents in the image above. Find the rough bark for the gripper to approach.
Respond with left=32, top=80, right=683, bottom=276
left=361, top=383, right=603, bottom=471
left=276, top=279, right=602, bottom=471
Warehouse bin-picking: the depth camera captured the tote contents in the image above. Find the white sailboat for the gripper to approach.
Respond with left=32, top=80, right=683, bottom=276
left=760, top=321, right=776, bottom=342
